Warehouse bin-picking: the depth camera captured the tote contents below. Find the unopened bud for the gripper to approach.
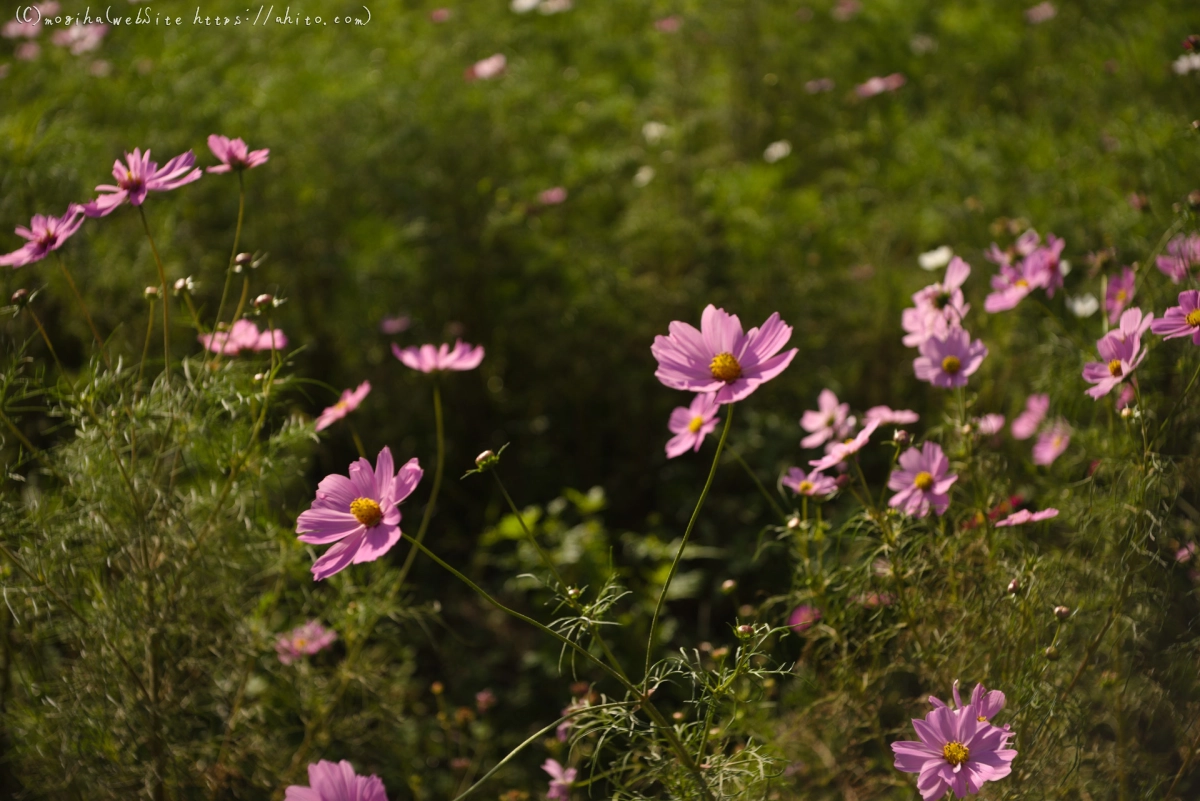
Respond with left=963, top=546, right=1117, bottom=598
left=144, top=286, right=160, bottom=299
left=567, top=587, right=581, bottom=599
left=711, top=647, right=729, bottom=659
left=474, top=449, right=499, bottom=471
left=960, top=424, right=972, bottom=436
left=1054, top=605, right=1071, bottom=620
left=737, top=624, right=754, bottom=636
left=253, top=293, right=274, bottom=310
left=1120, top=406, right=1133, bottom=419
left=173, top=276, right=196, bottom=295
left=894, top=430, right=911, bottom=446
left=720, top=579, right=737, bottom=594
left=786, top=516, right=801, bottom=530
left=10, top=288, right=28, bottom=306
left=235, top=252, right=253, bottom=265
left=672, top=711, right=685, bottom=721
left=1044, top=645, right=1060, bottom=661
left=1007, top=578, right=1020, bottom=595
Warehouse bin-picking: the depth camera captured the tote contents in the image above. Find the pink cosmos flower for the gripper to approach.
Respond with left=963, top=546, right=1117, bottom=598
left=665, top=392, right=720, bottom=458
left=379, top=314, right=411, bottom=334
left=651, top=304, right=798, bottom=404
left=1176, top=543, right=1197, bottom=563
left=430, top=8, right=452, bottom=22
left=904, top=257, right=972, bottom=349
left=800, top=389, right=855, bottom=448
left=1025, top=1, right=1057, bottom=23
left=891, top=703, right=1016, bottom=801
left=654, top=15, right=681, bottom=32
left=788, top=604, right=822, bottom=632
left=974, top=414, right=1005, bottom=436
left=82, top=148, right=202, bottom=217
left=1105, top=266, right=1136, bottom=324
left=392, top=340, right=484, bottom=372
left=913, top=328, right=988, bottom=388
left=782, top=467, right=837, bottom=498
left=295, top=447, right=423, bottom=581
left=538, top=186, right=568, bottom=205
left=1, top=3, right=53, bottom=39
left=284, top=760, right=388, bottom=801
left=809, top=419, right=880, bottom=471
left=315, top=381, right=371, bottom=432
left=0, top=205, right=86, bottom=268
left=856, top=73, right=906, bottom=98
left=556, top=699, right=587, bottom=742
left=465, top=53, right=506, bottom=81
left=1155, top=235, right=1200, bottom=283
left=984, top=233, right=1064, bottom=311
left=1151, top=290, right=1200, bottom=344
left=275, top=620, right=338, bottom=665
left=994, top=508, right=1059, bottom=527
left=1010, top=394, right=1048, bottom=440
left=1032, top=421, right=1070, bottom=465
left=864, top=405, right=920, bottom=426
left=206, top=134, right=270, bottom=173
left=1083, top=310, right=1150, bottom=399
left=887, top=441, right=957, bottom=518
left=51, top=23, right=108, bottom=54
left=198, top=319, right=287, bottom=355
left=542, top=759, right=576, bottom=801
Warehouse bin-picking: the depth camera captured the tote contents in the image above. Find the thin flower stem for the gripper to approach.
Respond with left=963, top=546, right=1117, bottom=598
left=728, top=448, right=787, bottom=523
left=24, top=306, right=64, bottom=376
left=350, top=424, right=367, bottom=459
left=137, top=206, right=171, bottom=380
left=389, top=381, right=444, bottom=595
left=212, top=172, right=245, bottom=339
left=136, top=298, right=156, bottom=403
left=644, top=406, right=734, bottom=689
left=0, top=406, right=67, bottom=482
left=1164, top=720, right=1200, bottom=800
left=1154, top=360, right=1200, bottom=447
left=55, top=253, right=109, bottom=368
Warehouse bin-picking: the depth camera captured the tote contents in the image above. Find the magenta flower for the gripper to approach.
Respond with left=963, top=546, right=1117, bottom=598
left=891, top=703, right=1016, bottom=801
left=913, top=328, right=987, bottom=388
left=864, top=405, right=920, bottom=426
left=887, top=442, right=956, bottom=518
left=542, top=759, right=576, bottom=801
left=800, top=389, right=855, bottom=448
left=206, top=134, right=270, bottom=173
left=275, top=620, right=338, bottom=665
left=788, top=604, right=822, bottom=633
left=994, top=508, right=1059, bottom=527
left=284, top=760, right=388, bottom=801
left=198, top=319, right=287, bottom=355
left=651, top=304, right=798, bottom=404
left=295, top=447, right=423, bottom=581
left=315, top=381, right=371, bottom=432
left=1082, top=314, right=1149, bottom=400
left=1151, top=290, right=1200, bottom=344
left=782, top=467, right=837, bottom=498
left=1032, top=422, right=1070, bottom=465
left=0, top=205, right=85, bottom=268
left=665, top=392, right=720, bottom=458
left=392, top=340, right=484, bottom=372
left=974, top=414, right=1005, bottom=436
left=809, top=419, right=880, bottom=471
left=1155, top=235, right=1200, bottom=283
left=1010, top=394, right=1048, bottom=440
left=538, top=186, right=568, bottom=205
left=984, top=232, right=1064, bottom=311
left=82, top=148, right=202, bottom=217
left=1105, top=266, right=1136, bottom=324
left=465, top=53, right=506, bottom=80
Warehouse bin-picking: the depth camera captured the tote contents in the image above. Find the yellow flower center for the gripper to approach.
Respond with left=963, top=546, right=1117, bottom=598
left=688, top=415, right=705, bottom=433
left=941, top=355, right=962, bottom=374
left=977, top=715, right=988, bottom=722
left=295, top=638, right=308, bottom=649
left=942, top=741, right=970, bottom=767
left=1116, top=289, right=1127, bottom=302
left=1014, top=278, right=1029, bottom=288
left=335, top=400, right=349, bottom=412
left=350, top=497, right=383, bottom=527
left=798, top=480, right=814, bottom=493
left=710, top=352, right=742, bottom=382
left=913, top=471, right=934, bottom=491
left=1187, top=309, right=1200, bottom=327
left=1107, top=359, right=1123, bottom=377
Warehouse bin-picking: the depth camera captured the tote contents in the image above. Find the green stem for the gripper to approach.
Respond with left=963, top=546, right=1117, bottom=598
left=136, top=298, right=156, bottom=402
left=25, top=306, right=64, bottom=376
left=644, top=406, right=734, bottom=688
left=137, top=206, right=171, bottom=380
left=212, top=172, right=245, bottom=338
left=1155, top=361, right=1200, bottom=448
left=728, top=448, right=787, bottom=523
left=55, top=253, right=109, bottom=368
left=389, top=382, right=444, bottom=595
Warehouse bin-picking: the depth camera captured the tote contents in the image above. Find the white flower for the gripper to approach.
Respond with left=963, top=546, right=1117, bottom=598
left=633, top=165, right=656, bottom=187
left=1173, top=54, right=1200, bottom=76
left=510, top=0, right=540, bottom=13
left=642, top=121, right=670, bottom=145
left=1067, top=293, right=1099, bottom=318
left=918, top=245, right=954, bottom=271
left=1058, top=258, right=1071, bottom=276
left=763, top=140, right=792, bottom=164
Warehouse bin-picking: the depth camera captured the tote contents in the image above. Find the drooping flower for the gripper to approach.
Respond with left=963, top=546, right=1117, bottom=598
left=782, top=467, right=837, bottom=498
left=1151, top=290, right=1200, bottom=344
left=665, top=392, right=720, bottom=458
left=465, top=53, right=506, bottom=81
left=913, top=328, right=988, bottom=388
left=1082, top=312, right=1150, bottom=400
left=800, top=389, right=855, bottom=448
left=206, top=134, right=270, bottom=173
left=1105, top=266, right=1136, bottom=324
left=887, top=441, right=957, bottom=518
left=809, top=419, right=880, bottom=471
left=51, top=23, right=108, bottom=54
left=1032, top=421, right=1070, bottom=465
left=1155, top=235, right=1200, bottom=283
left=542, top=759, right=576, bottom=801
left=284, top=760, right=388, bottom=801
left=864, top=405, right=920, bottom=426
left=392, top=340, right=484, bottom=372
left=891, top=703, right=1016, bottom=801
left=315, top=381, right=371, bottom=432
left=0, top=205, right=86, bottom=268
left=788, top=604, right=822, bottom=632
left=1010, top=394, right=1048, bottom=440
left=974, top=414, right=1005, bottom=436
left=295, top=447, right=423, bottom=581
left=82, top=148, right=202, bottom=217
left=994, top=508, right=1059, bottom=527
left=651, top=304, right=798, bottom=404
left=275, top=620, right=338, bottom=665
left=198, top=319, right=287, bottom=355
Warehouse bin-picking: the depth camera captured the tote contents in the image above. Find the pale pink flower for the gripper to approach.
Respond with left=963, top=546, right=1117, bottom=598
left=975, top=414, right=1005, bottom=436
left=1083, top=311, right=1150, bottom=399
left=1025, top=2, right=1057, bottom=24
left=51, top=23, right=107, bottom=54
left=465, top=53, right=506, bottom=81
left=0, top=205, right=86, bottom=268
left=1176, top=543, right=1197, bottom=563
left=856, top=73, right=906, bottom=98
left=315, top=381, right=371, bottom=432
left=538, top=186, right=568, bottom=205
left=542, top=759, right=576, bottom=801
left=379, top=314, right=411, bottom=334
left=809, top=419, right=880, bottom=471
left=864, top=405, right=920, bottom=426
left=800, top=389, right=855, bottom=448
left=275, top=620, right=338, bottom=665
left=913, top=328, right=988, bottom=388
left=1105, top=266, right=1136, bottom=324
left=198, top=319, right=287, bottom=355
left=654, top=15, right=681, bottom=32
left=475, top=689, right=496, bottom=713
left=1010, top=394, right=1048, bottom=440
left=82, top=148, right=202, bottom=217
left=284, top=760, right=387, bottom=801
left=831, top=0, right=861, bottom=21
left=207, top=134, right=270, bottom=173
left=782, top=467, right=837, bottom=498
left=805, top=77, right=835, bottom=93
left=1155, top=235, right=1200, bottom=284
left=1151, top=290, right=1200, bottom=344
left=15, top=42, right=39, bottom=61
left=392, top=340, right=484, bottom=372
left=887, top=441, right=957, bottom=518
left=857, top=592, right=895, bottom=608
left=1032, top=422, right=1070, bottom=465
left=994, top=508, right=1058, bottom=527
left=665, top=392, right=720, bottom=458
left=430, top=7, right=452, bottom=22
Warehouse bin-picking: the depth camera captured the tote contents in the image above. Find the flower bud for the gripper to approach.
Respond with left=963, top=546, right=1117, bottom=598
left=1006, top=578, right=1020, bottom=595
left=672, top=711, right=685, bottom=721
left=1120, top=406, right=1133, bottom=419
left=253, top=293, right=274, bottom=310
left=1044, top=645, right=1060, bottom=661
left=894, top=430, right=911, bottom=446
left=173, top=276, right=196, bottom=295
left=235, top=252, right=253, bottom=266
left=737, top=624, right=754, bottom=637
left=567, top=587, right=581, bottom=599
left=786, top=516, right=801, bottom=530
left=711, top=646, right=729, bottom=659
left=9, top=288, right=28, bottom=306
left=720, top=579, right=737, bottom=595
left=144, top=286, right=160, bottom=299
left=475, top=449, right=499, bottom=471
left=1054, top=605, right=1071, bottom=620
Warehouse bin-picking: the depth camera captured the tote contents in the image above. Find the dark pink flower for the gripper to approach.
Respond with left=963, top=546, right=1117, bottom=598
left=1105, top=266, right=1136, bottom=324
left=864, top=405, right=920, bottom=426
left=1032, top=421, right=1069, bottom=465
left=207, top=134, right=270, bottom=173
left=651, top=304, right=798, bottom=404
left=891, top=703, right=1016, bottom=800
left=465, top=53, right=506, bottom=81
left=284, top=760, right=388, bottom=801
left=809, top=419, right=880, bottom=471
left=315, top=381, right=371, bottom=432
left=782, top=467, right=837, bottom=498
left=0, top=205, right=85, bottom=268
left=1010, top=394, right=1048, bottom=440
left=392, top=340, right=484, bottom=372
left=542, top=759, right=576, bottom=801
left=887, top=441, right=956, bottom=518
left=1151, top=290, right=1200, bottom=344
left=788, top=604, right=821, bottom=632
left=666, top=392, right=720, bottom=458
left=994, top=508, right=1059, bottom=527
left=1116, top=384, right=1136, bottom=410
left=1155, top=235, right=1200, bottom=283
left=800, top=389, right=855, bottom=448
left=296, top=447, right=423, bottom=581
left=538, top=186, right=568, bottom=205
left=913, top=328, right=988, bottom=388
left=82, top=148, right=202, bottom=217
left=275, top=620, right=338, bottom=665
left=198, top=319, right=287, bottom=355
